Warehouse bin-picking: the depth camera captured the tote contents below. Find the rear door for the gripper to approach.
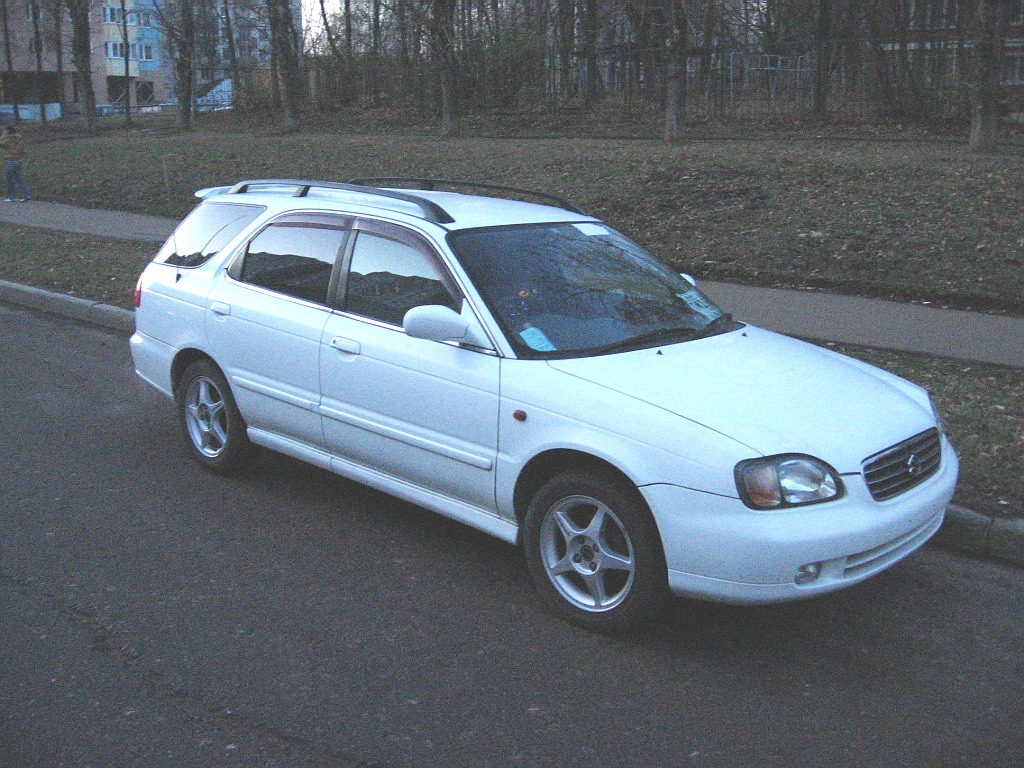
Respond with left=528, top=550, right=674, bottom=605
left=207, top=213, right=350, bottom=447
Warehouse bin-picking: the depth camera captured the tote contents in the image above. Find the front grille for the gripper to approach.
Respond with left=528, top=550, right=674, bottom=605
left=862, top=428, right=942, bottom=501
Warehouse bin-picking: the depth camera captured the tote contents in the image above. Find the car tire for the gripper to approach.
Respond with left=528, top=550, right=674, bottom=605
left=176, top=359, right=252, bottom=473
left=523, top=471, right=667, bottom=632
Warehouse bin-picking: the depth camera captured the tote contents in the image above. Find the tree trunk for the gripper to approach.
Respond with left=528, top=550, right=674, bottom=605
left=968, top=0, right=1009, bottom=152
left=344, top=0, right=352, bottom=56
left=431, top=0, right=457, bottom=135
left=556, top=0, right=575, bottom=100
left=267, top=0, right=302, bottom=129
left=175, top=0, right=195, bottom=131
left=66, top=0, right=96, bottom=132
left=29, top=0, right=47, bottom=124
left=867, top=0, right=896, bottom=117
left=119, top=0, right=131, bottom=126
left=580, top=0, right=601, bottom=107
left=221, top=0, right=242, bottom=112
left=664, top=0, right=687, bottom=142
left=52, top=0, right=67, bottom=119
left=319, top=0, right=342, bottom=60
left=0, top=0, right=21, bottom=123
left=811, top=0, right=830, bottom=118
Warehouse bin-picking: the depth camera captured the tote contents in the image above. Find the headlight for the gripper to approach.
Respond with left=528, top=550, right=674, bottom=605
left=735, top=455, right=844, bottom=510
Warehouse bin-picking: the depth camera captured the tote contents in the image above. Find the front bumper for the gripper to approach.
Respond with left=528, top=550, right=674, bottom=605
left=641, top=437, right=958, bottom=604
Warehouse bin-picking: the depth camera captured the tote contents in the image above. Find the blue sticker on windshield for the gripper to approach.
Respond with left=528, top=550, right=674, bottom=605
left=520, top=326, right=557, bottom=351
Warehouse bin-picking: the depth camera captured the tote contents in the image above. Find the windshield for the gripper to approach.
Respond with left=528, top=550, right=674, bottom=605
left=448, top=222, right=739, bottom=358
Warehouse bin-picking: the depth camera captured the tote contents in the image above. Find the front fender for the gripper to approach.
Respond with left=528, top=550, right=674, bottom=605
left=495, top=359, right=750, bottom=518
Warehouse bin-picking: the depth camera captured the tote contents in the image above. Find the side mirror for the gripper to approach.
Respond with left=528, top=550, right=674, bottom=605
left=403, top=304, right=493, bottom=350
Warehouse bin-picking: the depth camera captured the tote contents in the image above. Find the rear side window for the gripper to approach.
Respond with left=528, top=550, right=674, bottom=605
left=236, top=223, right=348, bottom=305
left=156, top=202, right=263, bottom=267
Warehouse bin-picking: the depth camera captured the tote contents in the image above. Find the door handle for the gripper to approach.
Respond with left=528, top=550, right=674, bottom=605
left=330, top=337, right=361, bottom=355
left=211, top=301, right=231, bottom=316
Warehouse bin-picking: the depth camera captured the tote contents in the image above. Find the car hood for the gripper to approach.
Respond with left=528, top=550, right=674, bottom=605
left=546, top=326, right=934, bottom=471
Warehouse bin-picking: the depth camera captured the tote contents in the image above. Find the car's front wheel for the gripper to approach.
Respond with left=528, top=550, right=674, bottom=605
left=176, top=359, right=252, bottom=473
left=523, top=471, right=667, bottom=631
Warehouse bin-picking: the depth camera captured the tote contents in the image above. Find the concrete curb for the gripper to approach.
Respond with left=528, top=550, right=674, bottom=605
left=0, top=279, right=134, bottom=335
left=2, top=280, right=1021, bottom=571
left=933, top=505, right=1024, bottom=568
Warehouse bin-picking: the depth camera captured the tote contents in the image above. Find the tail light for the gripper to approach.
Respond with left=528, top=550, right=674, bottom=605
left=133, top=274, right=144, bottom=308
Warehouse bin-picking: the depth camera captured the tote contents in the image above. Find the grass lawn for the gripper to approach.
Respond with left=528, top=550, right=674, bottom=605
left=22, top=127, right=1024, bottom=316
left=0, top=224, right=151, bottom=307
left=1, top=221, right=1019, bottom=519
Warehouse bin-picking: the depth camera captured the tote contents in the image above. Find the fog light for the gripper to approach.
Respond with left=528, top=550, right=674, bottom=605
left=795, top=562, right=823, bottom=585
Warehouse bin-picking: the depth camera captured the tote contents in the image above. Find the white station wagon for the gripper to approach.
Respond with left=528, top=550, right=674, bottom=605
left=131, top=178, right=958, bottom=630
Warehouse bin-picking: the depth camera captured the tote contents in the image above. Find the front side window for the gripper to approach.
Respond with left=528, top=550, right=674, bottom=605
left=344, top=231, right=459, bottom=326
left=156, top=202, right=263, bottom=268
left=238, top=224, right=347, bottom=305
left=449, top=222, right=738, bottom=358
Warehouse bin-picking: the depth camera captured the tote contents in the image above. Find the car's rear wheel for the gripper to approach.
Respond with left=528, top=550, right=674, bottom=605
left=523, top=471, right=667, bottom=631
left=177, top=359, right=252, bottom=473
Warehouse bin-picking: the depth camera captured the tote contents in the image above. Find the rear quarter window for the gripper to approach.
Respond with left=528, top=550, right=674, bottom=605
left=156, top=202, right=264, bottom=267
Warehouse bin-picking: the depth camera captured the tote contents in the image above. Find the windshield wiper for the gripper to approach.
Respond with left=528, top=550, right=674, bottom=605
left=590, top=326, right=701, bottom=356
left=691, top=312, right=739, bottom=341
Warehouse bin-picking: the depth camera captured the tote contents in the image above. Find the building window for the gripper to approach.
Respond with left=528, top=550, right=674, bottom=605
left=26, top=3, right=42, bottom=22
left=104, top=41, right=150, bottom=60
left=106, top=41, right=127, bottom=59
left=136, top=10, right=151, bottom=27
left=103, top=6, right=127, bottom=24
left=28, top=38, right=44, bottom=55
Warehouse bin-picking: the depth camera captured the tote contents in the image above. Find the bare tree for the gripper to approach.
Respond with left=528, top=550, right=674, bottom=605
left=266, top=0, right=302, bottom=128
left=51, top=0, right=67, bottom=119
left=810, top=0, right=830, bottom=118
left=431, top=0, right=458, bottom=134
left=580, top=0, right=602, bottom=106
left=318, top=0, right=343, bottom=60
left=220, top=0, right=242, bottom=111
left=29, top=0, right=47, bottom=123
left=154, top=0, right=198, bottom=130
left=968, top=0, right=1010, bottom=151
left=119, top=0, right=132, bottom=125
left=555, top=0, right=575, bottom=100
left=664, top=0, right=688, bottom=141
left=66, top=0, right=98, bottom=131
left=0, top=0, right=20, bottom=123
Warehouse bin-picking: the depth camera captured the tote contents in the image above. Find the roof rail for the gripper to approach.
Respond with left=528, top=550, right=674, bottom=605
left=347, top=178, right=585, bottom=215
left=225, top=179, right=456, bottom=224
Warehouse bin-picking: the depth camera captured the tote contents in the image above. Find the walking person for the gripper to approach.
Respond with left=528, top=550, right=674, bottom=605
left=1, top=124, right=31, bottom=202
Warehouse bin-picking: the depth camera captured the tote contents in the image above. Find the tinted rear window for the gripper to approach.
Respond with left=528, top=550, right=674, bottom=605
left=156, top=202, right=264, bottom=267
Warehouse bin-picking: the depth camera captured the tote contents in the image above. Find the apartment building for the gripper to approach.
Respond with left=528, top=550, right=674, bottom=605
left=1, top=0, right=300, bottom=120
left=0, top=0, right=173, bottom=119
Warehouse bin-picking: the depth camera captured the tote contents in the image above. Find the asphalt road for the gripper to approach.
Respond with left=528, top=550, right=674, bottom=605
left=1, top=305, right=1022, bottom=768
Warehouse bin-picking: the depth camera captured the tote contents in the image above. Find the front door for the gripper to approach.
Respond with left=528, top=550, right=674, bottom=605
left=319, top=221, right=500, bottom=512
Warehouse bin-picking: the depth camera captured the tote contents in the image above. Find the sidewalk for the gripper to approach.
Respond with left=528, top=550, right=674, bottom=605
left=0, top=198, right=1021, bottom=568
left=0, top=199, right=175, bottom=243
left=3, top=200, right=1022, bottom=368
